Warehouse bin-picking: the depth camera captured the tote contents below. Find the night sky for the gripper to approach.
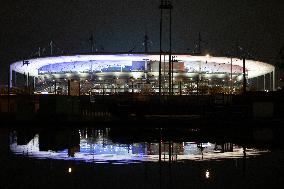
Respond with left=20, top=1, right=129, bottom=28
left=1, top=0, right=284, bottom=83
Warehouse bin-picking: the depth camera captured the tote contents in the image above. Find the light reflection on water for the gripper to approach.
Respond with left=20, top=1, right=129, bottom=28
left=9, top=129, right=269, bottom=164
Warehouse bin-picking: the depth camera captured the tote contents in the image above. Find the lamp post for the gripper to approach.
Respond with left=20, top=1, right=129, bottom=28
left=171, top=55, right=177, bottom=95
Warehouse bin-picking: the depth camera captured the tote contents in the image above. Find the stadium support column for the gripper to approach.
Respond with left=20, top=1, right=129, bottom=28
left=54, top=80, right=57, bottom=95
left=256, top=76, right=258, bottom=91
left=264, top=74, right=266, bottom=91
left=33, top=77, right=36, bottom=92
left=270, top=72, right=272, bottom=91
left=15, top=71, right=17, bottom=87
left=68, top=80, right=70, bottom=96
left=242, top=57, right=246, bottom=94
left=9, top=65, right=13, bottom=88
left=26, top=73, right=29, bottom=87
left=27, top=72, right=30, bottom=94
left=179, top=81, right=182, bottom=95
left=273, top=68, right=275, bottom=91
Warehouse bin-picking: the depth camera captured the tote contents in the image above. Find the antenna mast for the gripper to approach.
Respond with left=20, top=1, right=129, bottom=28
left=159, top=0, right=173, bottom=95
left=144, top=33, right=149, bottom=53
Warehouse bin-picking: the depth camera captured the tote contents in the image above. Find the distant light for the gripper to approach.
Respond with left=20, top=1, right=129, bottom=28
left=206, top=54, right=210, bottom=58
left=205, top=170, right=210, bottom=179
left=68, top=167, right=72, bottom=173
left=99, top=77, right=102, bottom=80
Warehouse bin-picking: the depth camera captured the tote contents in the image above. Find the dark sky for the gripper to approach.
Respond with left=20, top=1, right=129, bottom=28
left=1, top=0, right=284, bottom=83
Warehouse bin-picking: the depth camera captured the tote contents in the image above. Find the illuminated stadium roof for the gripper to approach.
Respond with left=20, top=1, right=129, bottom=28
left=10, top=54, right=274, bottom=79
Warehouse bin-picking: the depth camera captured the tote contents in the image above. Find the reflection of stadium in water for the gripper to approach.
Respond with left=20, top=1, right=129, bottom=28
left=10, top=129, right=268, bottom=163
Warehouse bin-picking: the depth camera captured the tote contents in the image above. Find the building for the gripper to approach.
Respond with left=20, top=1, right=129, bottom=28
left=10, top=53, right=275, bottom=95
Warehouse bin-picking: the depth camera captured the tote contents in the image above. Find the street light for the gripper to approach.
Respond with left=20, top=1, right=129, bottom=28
left=170, top=55, right=178, bottom=95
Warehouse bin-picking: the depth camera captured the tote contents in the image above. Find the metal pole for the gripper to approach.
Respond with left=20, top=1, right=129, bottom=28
left=169, top=141, right=171, bottom=163
left=54, top=80, right=56, bottom=94
left=8, top=65, right=10, bottom=113
left=256, top=76, right=258, bottom=91
left=164, top=54, right=166, bottom=94
left=198, top=32, right=201, bottom=54
left=230, top=57, right=233, bottom=94
left=79, top=80, right=81, bottom=96
left=273, top=68, right=275, bottom=91
left=26, top=73, right=28, bottom=87
left=50, top=41, right=53, bottom=56
left=159, top=129, right=161, bottom=162
left=144, top=34, right=148, bottom=53
left=68, top=80, right=70, bottom=95
left=169, top=55, right=171, bottom=95
left=179, top=81, right=182, bottom=95
left=132, top=81, right=134, bottom=93
left=9, top=66, right=13, bottom=88
left=242, top=58, right=246, bottom=94
left=171, top=57, right=174, bottom=94
left=263, top=74, right=266, bottom=91
left=159, top=8, right=163, bottom=96
left=270, top=72, right=272, bottom=91
left=33, top=77, right=36, bottom=92
left=169, top=8, right=172, bottom=95
left=28, top=72, right=31, bottom=94
left=15, top=71, right=17, bottom=87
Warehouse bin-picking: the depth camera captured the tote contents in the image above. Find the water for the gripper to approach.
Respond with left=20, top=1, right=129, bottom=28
left=1, top=127, right=284, bottom=188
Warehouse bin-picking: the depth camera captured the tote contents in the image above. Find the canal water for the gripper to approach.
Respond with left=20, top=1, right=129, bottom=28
left=1, top=127, right=284, bottom=188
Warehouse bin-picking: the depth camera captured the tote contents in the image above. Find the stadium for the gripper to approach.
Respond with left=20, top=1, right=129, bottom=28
left=9, top=53, right=275, bottom=95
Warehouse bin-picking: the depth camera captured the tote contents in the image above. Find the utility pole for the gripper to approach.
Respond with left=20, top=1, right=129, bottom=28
left=159, top=0, right=173, bottom=96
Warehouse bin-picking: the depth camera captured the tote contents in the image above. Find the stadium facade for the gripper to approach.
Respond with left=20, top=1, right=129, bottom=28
left=10, top=53, right=275, bottom=95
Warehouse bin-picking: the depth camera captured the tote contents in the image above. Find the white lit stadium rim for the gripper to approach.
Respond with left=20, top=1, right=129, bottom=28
left=10, top=54, right=274, bottom=79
